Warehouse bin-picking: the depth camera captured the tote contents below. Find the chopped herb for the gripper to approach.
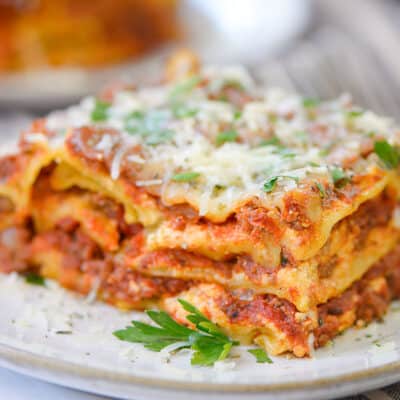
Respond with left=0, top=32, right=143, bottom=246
left=374, top=140, right=400, bottom=169
left=55, top=330, right=72, bottom=335
left=216, top=130, right=238, bottom=145
left=248, top=349, right=273, bottom=364
left=331, top=167, right=351, bottom=188
left=263, top=177, right=278, bottom=193
left=25, top=272, right=46, bottom=286
left=275, top=147, right=296, bottom=158
left=217, top=94, right=229, bottom=102
left=303, top=98, right=319, bottom=108
left=171, top=103, right=198, bottom=119
left=91, top=100, right=111, bottom=122
left=308, top=161, right=320, bottom=167
left=365, top=334, right=373, bottom=338
left=113, top=299, right=238, bottom=366
left=346, top=110, right=364, bottom=118
left=372, top=339, right=382, bottom=347
left=233, top=110, right=242, bottom=120
left=318, top=317, right=324, bottom=327
left=315, top=182, right=326, bottom=198
left=259, top=137, right=282, bottom=147
left=172, top=172, right=201, bottom=182
left=223, top=79, right=245, bottom=91
left=126, top=110, right=145, bottom=119
left=295, top=131, right=309, bottom=142
left=145, top=130, right=174, bottom=145
left=169, top=75, right=201, bottom=100
left=124, top=110, right=175, bottom=145
left=263, top=176, right=299, bottom=193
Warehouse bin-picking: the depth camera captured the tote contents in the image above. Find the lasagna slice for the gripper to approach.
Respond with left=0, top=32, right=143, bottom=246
left=1, top=52, right=400, bottom=357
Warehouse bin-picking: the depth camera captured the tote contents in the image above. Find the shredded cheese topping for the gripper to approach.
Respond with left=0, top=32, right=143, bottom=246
left=42, top=65, right=400, bottom=219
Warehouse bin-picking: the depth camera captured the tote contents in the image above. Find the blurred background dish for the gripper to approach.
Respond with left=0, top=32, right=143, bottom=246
left=0, top=0, right=311, bottom=110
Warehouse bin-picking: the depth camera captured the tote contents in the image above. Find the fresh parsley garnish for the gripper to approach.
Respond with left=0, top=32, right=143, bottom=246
left=113, top=299, right=238, bottom=366
left=248, top=349, right=273, bottom=364
left=374, top=140, right=400, bottom=169
left=263, top=176, right=299, bottom=193
left=172, top=172, right=201, bottom=182
left=233, top=110, right=242, bottom=120
left=303, top=98, right=319, bottom=108
left=216, top=130, right=238, bottom=145
left=346, top=110, right=364, bottom=118
left=25, top=272, right=46, bottom=286
left=315, top=182, right=326, bottom=198
left=91, top=100, right=111, bottom=122
left=171, top=103, right=198, bottom=119
left=145, top=130, right=174, bottom=145
left=259, top=137, right=282, bottom=147
left=169, top=75, right=201, bottom=100
left=331, top=167, right=351, bottom=188
left=295, top=131, right=309, bottom=142
left=124, top=110, right=174, bottom=145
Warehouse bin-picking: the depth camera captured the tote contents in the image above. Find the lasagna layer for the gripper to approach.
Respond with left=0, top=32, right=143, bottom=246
left=0, top=218, right=400, bottom=357
left=0, top=152, right=398, bottom=312
left=1, top=55, right=400, bottom=357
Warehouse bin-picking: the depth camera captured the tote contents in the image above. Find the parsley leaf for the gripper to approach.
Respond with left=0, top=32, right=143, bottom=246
left=25, top=272, right=46, bottom=286
left=303, top=98, right=319, bottom=108
left=263, top=176, right=299, bottom=193
left=263, top=177, right=278, bottom=193
left=331, top=167, right=351, bottom=188
left=216, top=130, right=238, bottom=145
left=374, top=140, right=400, bottom=169
left=124, top=110, right=174, bottom=145
left=172, top=172, right=201, bottom=182
left=171, top=104, right=198, bottom=119
left=169, top=75, right=201, bottom=100
left=248, top=349, right=273, bottom=364
left=315, top=182, right=326, bottom=198
left=233, top=110, right=242, bottom=120
left=259, top=137, right=282, bottom=147
left=346, top=110, right=364, bottom=118
left=91, top=100, right=111, bottom=122
left=113, top=299, right=238, bottom=366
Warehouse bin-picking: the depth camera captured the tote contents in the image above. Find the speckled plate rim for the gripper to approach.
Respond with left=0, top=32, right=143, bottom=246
left=1, top=341, right=400, bottom=400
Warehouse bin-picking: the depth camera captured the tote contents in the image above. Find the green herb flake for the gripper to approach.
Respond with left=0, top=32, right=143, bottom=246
left=263, top=176, right=299, bottom=193
left=374, top=140, right=400, bottom=169
left=91, top=100, right=111, bottom=122
left=172, top=104, right=198, bottom=119
left=315, top=182, right=326, bottom=198
left=303, top=98, right=319, bottom=108
left=331, top=167, right=351, bottom=188
left=216, top=130, right=238, bottom=145
left=259, top=137, right=282, bottom=147
left=223, top=79, right=245, bottom=91
left=248, top=349, right=273, bottom=364
left=171, top=172, right=201, bottom=182
left=372, top=339, right=382, bottom=347
left=263, top=177, right=278, bottom=193
left=295, top=131, right=309, bottom=142
left=233, top=110, right=242, bottom=120
left=113, top=299, right=238, bottom=366
left=169, top=75, right=201, bottom=100
left=346, top=110, right=364, bottom=118
left=25, top=272, right=46, bottom=286
left=145, top=130, right=174, bottom=145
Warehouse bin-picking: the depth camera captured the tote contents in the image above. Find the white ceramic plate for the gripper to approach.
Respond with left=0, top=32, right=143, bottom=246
left=1, top=273, right=400, bottom=400
left=0, top=0, right=310, bottom=110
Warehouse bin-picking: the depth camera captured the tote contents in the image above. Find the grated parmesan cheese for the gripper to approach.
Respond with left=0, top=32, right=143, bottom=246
left=38, top=63, right=400, bottom=219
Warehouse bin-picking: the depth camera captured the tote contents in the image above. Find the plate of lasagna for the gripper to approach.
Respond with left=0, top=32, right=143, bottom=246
left=1, top=52, right=400, bottom=400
